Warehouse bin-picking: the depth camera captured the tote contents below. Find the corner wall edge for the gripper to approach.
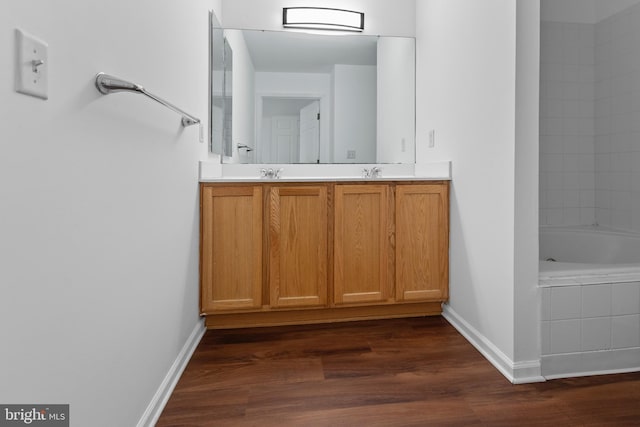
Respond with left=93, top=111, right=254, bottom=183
left=137, top=319, right=206, bottom=427
left=442, top=304, right=545, bottom=384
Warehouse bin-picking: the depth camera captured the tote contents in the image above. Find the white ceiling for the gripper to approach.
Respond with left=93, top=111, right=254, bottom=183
left=238, top=29, right=378, bottom=73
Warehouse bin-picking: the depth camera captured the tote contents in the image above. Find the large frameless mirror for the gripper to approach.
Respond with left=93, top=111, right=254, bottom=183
left=209, top=20, right=415, bottom=164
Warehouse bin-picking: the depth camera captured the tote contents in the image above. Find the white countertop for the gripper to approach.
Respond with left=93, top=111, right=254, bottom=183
left=199, top=161, right=452, bottom=182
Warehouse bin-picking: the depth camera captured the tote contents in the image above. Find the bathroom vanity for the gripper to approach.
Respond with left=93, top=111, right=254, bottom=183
left=200, top=16, right=448, bottom=329
left=199, top=174, right=450, bottom=329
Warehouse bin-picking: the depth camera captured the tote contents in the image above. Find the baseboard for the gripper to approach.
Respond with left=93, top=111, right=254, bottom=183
left=137, top=319, right=206, bottom=427
left=544, top=366, right=640, bottom=380
left=442, top=304, right=545, bottom=384
left=541, top=348, right=640, bottom=380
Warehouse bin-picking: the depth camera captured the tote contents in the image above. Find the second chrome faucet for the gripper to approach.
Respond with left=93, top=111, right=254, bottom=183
left=260, top=168, right=283, bottom=179
left=362, top=166, right=382, bottom=178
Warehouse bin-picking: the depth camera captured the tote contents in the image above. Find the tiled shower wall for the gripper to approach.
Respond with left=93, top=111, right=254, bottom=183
left=594, top=5, right=640, bottom=232
left=540, top=22, right=596, bottom=227
left=540, top=4, right=640, bottom=233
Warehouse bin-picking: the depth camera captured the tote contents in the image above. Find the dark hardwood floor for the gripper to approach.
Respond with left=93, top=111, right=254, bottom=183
left=157, top=316, right=640, bottom=426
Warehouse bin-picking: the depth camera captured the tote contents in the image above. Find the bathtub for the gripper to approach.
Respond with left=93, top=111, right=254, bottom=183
left=538, top=226, right=640, bottom=379
left=539, top=226, right=640, bottom=285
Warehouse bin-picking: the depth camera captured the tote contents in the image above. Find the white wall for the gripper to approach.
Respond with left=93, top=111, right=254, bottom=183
left=514, top=0, right=542, bottom=375
left=416, top=0, right=516, bottom=360
left=0, top=0, right=219, bottom=425
left=332, top=65, right=377, bottom=163
left=416, top=0, right=541, bottom=381
left=377, top=37, right=416, bottom=164
left=541, top=0, right=640, bottom=23
left=221, top=0, right=416, bottom=37
left=595, top=0, right=640, bottom=21
left=540, top=0, right=596, bottom=23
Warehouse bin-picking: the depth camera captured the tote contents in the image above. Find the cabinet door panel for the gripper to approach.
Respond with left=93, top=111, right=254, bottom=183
left=334, top=185, right=390, bottom=304
left=201, top=186, right=263, bottom=312
left=396, top=184, right=449, bottom=301
left=269, top=186, right=328, bottom=308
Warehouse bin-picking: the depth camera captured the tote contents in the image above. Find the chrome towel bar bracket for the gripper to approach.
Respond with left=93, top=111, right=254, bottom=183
left=95, top=72, right=200, bottom=127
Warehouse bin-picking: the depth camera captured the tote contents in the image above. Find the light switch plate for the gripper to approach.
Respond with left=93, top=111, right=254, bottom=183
left=15, top=28, right=48, bottom=100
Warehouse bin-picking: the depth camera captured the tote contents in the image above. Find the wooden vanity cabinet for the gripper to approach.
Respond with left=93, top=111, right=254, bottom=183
left=200, top=185, right=263, bottom=312
left=334, top=184, right=391, bottom=305
left=200, top=181, right=449, bottom=329
left=395, top=184, right=449, bottom=302
left=268, top=185, right=328, bottom=309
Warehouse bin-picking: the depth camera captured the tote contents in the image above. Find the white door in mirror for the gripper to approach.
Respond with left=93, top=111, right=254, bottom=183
left=299, top=101, right=320, bottom=163
left=15, top=28, right=48, bottom=100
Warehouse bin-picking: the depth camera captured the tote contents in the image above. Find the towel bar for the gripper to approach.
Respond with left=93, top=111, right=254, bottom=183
left=95, top=72, right=200, bottom=127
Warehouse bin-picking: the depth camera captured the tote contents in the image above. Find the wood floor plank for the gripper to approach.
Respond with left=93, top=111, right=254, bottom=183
left=157, top=317, right=640, bottom=426
left=175, top=358, right=325, bottom=391
left=243, top=398, right=483, bottom=427
left=157, top=387, right=249, bottom=424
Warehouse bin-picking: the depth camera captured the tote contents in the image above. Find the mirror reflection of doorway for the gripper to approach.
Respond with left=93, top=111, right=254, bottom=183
left=259, top=97, right=320, bottom=163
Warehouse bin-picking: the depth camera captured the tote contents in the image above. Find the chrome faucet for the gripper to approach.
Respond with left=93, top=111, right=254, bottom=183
left=362, top=166, right=382, bottom=178
left=259, top=168, right=284, bottom=179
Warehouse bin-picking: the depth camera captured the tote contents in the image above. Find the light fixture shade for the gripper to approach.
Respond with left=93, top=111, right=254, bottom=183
left=283, top=7, right=365, bottom=32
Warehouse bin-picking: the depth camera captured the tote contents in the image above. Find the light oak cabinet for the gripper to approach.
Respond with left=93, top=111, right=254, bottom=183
left=200, top=185, right=263, bottom=312
left=268, top=185, right=328, bottom=308
left=395, top=184, right=449, bottom=302
left=200, top=181, right=449, bottom=329
left=334, top=184, right=391, bottom=305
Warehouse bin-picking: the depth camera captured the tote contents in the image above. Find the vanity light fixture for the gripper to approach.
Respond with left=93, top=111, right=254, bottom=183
left=282, top=7, right=365, bottom=32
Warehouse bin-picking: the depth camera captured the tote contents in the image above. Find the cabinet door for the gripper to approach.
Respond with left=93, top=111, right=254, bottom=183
left=269, top=186, right=328, bottom=308
left=201, top=185, right=263, bottom=312
left=395, top=184, right=449, bottom=301
left=334, top=185, right=390, bottom=304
